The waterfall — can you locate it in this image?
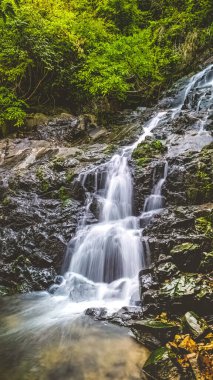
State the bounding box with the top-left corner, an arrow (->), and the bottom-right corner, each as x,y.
143,161 -> 168,214
54,64 -> 213,307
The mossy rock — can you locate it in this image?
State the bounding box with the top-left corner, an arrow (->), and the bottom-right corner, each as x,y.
133,319 -> 180,345
170,242 -> 201,272
57,186 -> 70,203
160,274 -> 197,298
183,311 -> 210,339
65,169 -> 75,183
144,347 -> 170,367
195,216 -> 213,238
186,145 -> 213,204
25,113 -> 49,129
104,144 -> 118,154
144,347 -> 180,380
134,319 -> 177,330
171,242 -> 200,254
51,156 -> 66,172
132,139 -> 167,167
159,273 -> 212,313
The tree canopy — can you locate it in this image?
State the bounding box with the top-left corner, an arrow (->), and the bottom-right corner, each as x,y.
0,0 -> 212,134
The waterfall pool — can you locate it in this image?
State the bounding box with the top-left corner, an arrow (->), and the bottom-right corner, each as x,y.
0,293 -> 149,380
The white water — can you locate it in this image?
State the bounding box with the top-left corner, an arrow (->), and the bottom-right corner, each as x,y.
55,109 -> 171,307
52,64 -> 213,311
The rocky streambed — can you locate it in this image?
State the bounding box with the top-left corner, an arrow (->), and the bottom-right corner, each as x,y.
0,62 -> 213,379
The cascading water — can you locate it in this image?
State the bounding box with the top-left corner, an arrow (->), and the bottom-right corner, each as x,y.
143,161 -> 168,214
54,64 -> 213,309
56,111 -> 169,305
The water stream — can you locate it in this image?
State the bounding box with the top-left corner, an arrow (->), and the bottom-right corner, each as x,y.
57,64 -> 213,307
0,64 -> 213,380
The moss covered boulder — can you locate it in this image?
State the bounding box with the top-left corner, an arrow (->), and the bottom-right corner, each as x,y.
185,143 -> 213,205
132,139 -> 167,167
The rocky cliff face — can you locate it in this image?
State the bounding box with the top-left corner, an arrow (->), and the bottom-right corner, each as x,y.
133,67 -> 213,316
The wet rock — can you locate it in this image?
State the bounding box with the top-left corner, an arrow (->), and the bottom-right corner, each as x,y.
159,273 -> 212,314
143,347 -> 181,380
84,306 -> 143,326
107,306 -> 143,326
68,275 -> 97,302
89,127 -> 108,141
156,262 -> 179,282
139,267 -> 157,294
170,242 -> 201,272
85,307 -> 108,319
140,202 -> 213,316
183,311 -> 211,340
131,328 -> 162,350
199,251 -> 213,273
31,115 -> 86,143
165,143 -> 213,206
131,319 -> 180,344
25,113 -> 50,129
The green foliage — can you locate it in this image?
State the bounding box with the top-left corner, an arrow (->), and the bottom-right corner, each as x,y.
0,0 -> 18,20
195,216 -> 213,238
0,87 -> 26,135
0,0 -> 212,133
77,30 -> 178,98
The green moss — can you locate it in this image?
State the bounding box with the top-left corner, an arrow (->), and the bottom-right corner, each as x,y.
183,311 -> 209,338
186,157 -> 213,203
2,196 -> 11,206
51,156 -> 65,171
104,144 -> 117,154
36,167 -> 50,192
132,140 -> 167,167
138,320 -> 176,329
195,216 -> 213,238
171,242 -> 199,254
36,167 -> 45,181
144,347 -> 170,367
66,170 -> 75,183
135,157 -> 151,167
58,186 -> 70,204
